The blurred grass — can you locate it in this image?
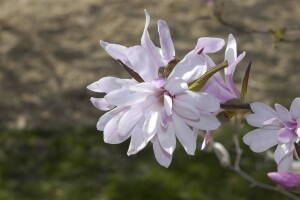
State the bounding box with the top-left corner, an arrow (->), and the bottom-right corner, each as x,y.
0,126 -> 291,200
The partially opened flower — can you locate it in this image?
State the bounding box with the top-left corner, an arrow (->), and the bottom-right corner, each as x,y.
88,10 -> 221,167
268,172 -> 300,191
243,98 -> 300,171
196,34 -> 246,149
201,34 -> 246,103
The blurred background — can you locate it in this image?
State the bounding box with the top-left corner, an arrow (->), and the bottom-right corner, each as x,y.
0,0 -> 299,199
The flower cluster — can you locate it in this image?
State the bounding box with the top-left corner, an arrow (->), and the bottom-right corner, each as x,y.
243,98 -> 300,171
88,10 -> 245,167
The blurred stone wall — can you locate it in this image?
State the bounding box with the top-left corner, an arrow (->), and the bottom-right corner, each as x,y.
0,0 -> 299,129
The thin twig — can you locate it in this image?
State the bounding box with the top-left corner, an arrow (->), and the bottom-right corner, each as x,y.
229,134 -> 300,200
220,102 -> 251,110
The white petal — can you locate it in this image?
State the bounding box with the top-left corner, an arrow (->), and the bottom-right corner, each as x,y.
127,122 -> 147,155
103,113 -> 130,144
158,20 -> 175,62
194,37 -> 225,53
87,77 -> 135,93
164,77 -> 188,95
225,34 -> 237,65
201,131 -> 211,150
184,111 -> 221,130
172,114 -> 197,155
291,98 -> 300,119
141,10 -> 164,69
90,97 -> 115,111
127,45 -> 158,81
129,82 -> 158,93
224,51 -> 245,98
164,94 -> 172,116
275,103 -> 293,124
173,98 -> 199,120
168,54 -> 207,82
97,107 -> 126,131
246,102 -> 279,127
196,93 -> 220,112
118,106 -> 143,136
243,128 -> 278,152
104,88 -> 147,106
274,143 -> 294,172
100,40 -> 133,68
158,122 -> 176,154
152,136 -> 172,167
143,109 -> 160,137
278,153 -> 293,172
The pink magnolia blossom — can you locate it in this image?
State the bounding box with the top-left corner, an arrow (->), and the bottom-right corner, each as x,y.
268,172 -> 300,190
198,34 -> 246,149
88,10 -> 221,167
243,98 -> 300,171
201,34 -> 246,103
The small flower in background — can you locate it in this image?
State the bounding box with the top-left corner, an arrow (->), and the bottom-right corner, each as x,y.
88,10 -> 222,167
268,172 -> 300,192
243,98 -> 300,171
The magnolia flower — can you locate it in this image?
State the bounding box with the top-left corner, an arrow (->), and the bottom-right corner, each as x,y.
243,98 -> 300,171
88,10 -> 221,167
198,34 -> 246,149
268,172 -> 300,191
201,34 -> 246,103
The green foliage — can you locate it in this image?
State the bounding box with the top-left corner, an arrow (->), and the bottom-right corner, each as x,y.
0,127 -> 290,200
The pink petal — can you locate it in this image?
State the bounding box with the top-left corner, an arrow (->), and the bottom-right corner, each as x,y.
104,88 -> 147,106
201,78 -> 237,103
97,107 -> 126,131
141,10 -> 164,69
158,20 -> 175,62
103,113 -> 130,144
184,111 -> 221,131
90,97 -> 115,111
243,128 -> 278,152
268,172 -> 300,188
129,82 -> 158,93
126,45 -> 158,81
100,40 -> 132,68
247,102 -> 279,127
158,122 -> 176,154
152,136 -> 173,167
172,114 -> 197,155
291,98 -> 300,119
275,103 -> 293,124
118,106 -> 143,136
173,98 -> 199,120
168,54 -> 207,82
152,78 -> 167,88
277,128 -> 295,144
193,92 -> 220,112
224,51 -> 245,98
87,77 -> 135,93
194,37 -> 225,53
